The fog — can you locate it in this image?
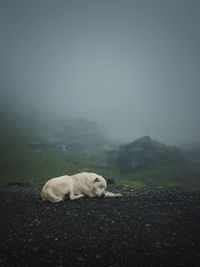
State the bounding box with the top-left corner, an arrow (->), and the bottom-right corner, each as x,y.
1,0 -> 200,145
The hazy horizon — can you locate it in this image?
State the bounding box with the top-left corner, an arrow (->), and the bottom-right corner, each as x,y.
1,0 -> 200,145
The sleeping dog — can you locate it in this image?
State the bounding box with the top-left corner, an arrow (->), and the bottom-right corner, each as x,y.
41,172 -> 122,202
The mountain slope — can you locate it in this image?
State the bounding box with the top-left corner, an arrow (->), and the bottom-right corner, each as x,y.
0,110 -> 115,186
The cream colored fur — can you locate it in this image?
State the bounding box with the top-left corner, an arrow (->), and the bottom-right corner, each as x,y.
41,172 -> 122,202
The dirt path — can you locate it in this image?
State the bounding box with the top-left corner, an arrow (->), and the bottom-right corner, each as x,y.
0,185 -> 199,266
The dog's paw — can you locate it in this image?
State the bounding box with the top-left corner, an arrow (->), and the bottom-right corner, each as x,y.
116,193 -> 123,197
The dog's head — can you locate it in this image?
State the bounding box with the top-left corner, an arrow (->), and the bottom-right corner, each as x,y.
93,176 -> 107,198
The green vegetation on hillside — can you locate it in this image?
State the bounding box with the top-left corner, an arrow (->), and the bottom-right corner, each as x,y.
118,164 -> 200,190
0,112 -> 199,190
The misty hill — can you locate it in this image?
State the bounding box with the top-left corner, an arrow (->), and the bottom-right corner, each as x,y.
0,109 -> 200,190
0,109 -> 109,147
117,136 -> 186,172
114,136 -> 200,189
0,110 -> 115,186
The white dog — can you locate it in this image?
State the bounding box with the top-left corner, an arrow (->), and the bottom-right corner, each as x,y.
41,172 -> 122,202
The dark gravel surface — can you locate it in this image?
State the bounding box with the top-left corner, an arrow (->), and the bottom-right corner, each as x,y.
0,185 -> 200,267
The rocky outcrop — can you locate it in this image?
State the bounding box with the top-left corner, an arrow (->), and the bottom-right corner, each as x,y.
117,136 -> 185,171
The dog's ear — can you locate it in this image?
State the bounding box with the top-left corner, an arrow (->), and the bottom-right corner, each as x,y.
94,177 -> 100,183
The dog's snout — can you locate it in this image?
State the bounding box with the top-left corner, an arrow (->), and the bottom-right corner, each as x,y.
100,193 -> 105,198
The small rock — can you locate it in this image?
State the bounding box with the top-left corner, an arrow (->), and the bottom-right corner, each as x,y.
76,256 -> 85,263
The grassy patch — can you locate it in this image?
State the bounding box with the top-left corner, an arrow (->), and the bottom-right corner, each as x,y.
117,164 -> 200,190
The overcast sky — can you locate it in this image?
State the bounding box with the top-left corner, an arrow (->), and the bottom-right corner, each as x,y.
0,0 -> 200,145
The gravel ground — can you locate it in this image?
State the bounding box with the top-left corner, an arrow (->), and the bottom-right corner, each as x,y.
0,185 -> 200,267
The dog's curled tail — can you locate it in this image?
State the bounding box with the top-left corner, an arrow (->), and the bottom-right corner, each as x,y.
41,187 -> 63,202
40,187 -> 46,201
